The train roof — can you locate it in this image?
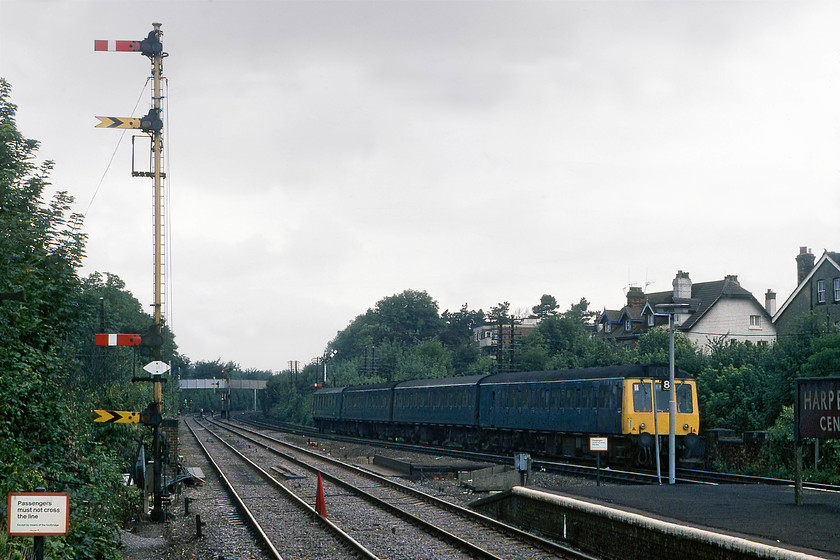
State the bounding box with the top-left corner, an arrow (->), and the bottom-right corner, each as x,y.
480,364 -> 693,385
313,386 -> 346,396
395,374 -> 488,389
313,364 -> 693,395
342,381 -> 399,393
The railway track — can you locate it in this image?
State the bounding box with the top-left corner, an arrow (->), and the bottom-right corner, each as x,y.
196,417 -> 597,560
185,418 -> 375,560
233,414 -> 840,491
232,414 -> 701,486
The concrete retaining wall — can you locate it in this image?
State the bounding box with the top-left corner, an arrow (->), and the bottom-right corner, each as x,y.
472,487 -> 826,560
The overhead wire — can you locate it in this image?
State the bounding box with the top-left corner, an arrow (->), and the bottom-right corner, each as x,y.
79,78 -> 151,222
163,76 -> 174,332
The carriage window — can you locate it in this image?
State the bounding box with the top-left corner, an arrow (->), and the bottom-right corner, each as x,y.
676,383 -> 694,413
633,382 -> 652,412
598,385 -> 610,408
581,386 -> 592,408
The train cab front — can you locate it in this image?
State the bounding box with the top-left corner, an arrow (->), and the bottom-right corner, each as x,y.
621,374 -> 701,466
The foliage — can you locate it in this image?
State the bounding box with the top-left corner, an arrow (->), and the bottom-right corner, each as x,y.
393,339 -> 453,380
326,290 -> 482,383
263,374 -> 313,425
520,298 -> 625,370
0,80 -> 144,559
531,294 -> 559,319
695,364 -> 766,432
632,327 -> 707,374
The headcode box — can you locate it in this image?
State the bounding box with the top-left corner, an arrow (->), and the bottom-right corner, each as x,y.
796,377 -> 840,444
7,492 -> 69,536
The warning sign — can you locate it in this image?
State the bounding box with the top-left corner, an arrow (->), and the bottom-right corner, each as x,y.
7,493 -> 69,536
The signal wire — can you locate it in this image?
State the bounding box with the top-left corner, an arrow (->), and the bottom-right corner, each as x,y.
78,78 -> 151,223
163,77 -> 174,331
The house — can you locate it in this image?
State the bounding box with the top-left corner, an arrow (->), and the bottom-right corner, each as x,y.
473,318 -> 539,357
596,271 -> 776,351
773,247 -> 840,334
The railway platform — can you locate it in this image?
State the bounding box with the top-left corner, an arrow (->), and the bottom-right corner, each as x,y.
474,482 -> 840,560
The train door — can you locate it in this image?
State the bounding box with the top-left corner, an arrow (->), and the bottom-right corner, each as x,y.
490,390 -> 496,428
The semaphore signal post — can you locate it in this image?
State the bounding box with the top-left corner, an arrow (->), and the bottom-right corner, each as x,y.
94,22 -> 169,522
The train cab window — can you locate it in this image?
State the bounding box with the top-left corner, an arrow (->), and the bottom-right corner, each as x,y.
676,383 -> 694,413
632,382 -> 652,412
654,384 -> 669,412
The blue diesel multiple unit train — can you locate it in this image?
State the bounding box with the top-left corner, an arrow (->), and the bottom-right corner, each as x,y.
313,364 -> 702,465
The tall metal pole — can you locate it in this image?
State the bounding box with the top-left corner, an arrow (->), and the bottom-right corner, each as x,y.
668,313 -> 676,485
149,22 -> 166,522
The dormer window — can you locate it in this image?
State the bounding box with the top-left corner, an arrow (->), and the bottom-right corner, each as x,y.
625,319 -> 632,332
605,323 -> 611,333
647,314 -> 654,327
818,279 -> 826,304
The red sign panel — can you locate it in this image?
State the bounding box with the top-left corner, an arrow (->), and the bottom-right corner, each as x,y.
796,377 -> 840,443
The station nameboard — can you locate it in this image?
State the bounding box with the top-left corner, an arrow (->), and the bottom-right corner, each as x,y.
7,492 -> 69,536
796,377 -> 840,444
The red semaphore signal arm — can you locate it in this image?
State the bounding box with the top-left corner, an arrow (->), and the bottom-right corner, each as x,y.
94,40 -> 141,52
95,333 -> 142,346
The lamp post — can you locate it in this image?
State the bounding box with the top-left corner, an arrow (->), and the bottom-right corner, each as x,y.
654,303 -> 690,485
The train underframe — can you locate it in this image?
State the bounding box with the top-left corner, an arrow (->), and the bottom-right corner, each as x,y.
314,418 -> 702,467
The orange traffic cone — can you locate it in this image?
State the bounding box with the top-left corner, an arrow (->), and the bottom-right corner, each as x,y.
315,472 -> 327,517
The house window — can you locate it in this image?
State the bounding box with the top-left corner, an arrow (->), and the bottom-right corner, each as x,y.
625,319 -> 632,332
817,279 -> 826,304
605,323 -> 611,333
834,278 -> 840,302
749,315 -> 761,329
647,314 -> 654,327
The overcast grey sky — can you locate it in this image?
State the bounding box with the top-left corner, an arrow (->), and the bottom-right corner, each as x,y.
2,1 -> 838,371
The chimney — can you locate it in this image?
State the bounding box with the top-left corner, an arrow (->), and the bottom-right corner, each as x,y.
673,270 -> 692,299
796,246 -> 815,285
724,274 -> 739,285
626,286 -> 645,308
765,289 -> 776,316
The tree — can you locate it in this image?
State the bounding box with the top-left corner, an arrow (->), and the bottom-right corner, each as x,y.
0,79 -> 135,559
440,303 -> 484,346
75,272 -> 183,390
440,303 -> 484,373
373,289 -> 444,344
633,327 -> 707,374
520,298 -> 622,370
394,339 -> 454,380
532,294 -> 559,319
